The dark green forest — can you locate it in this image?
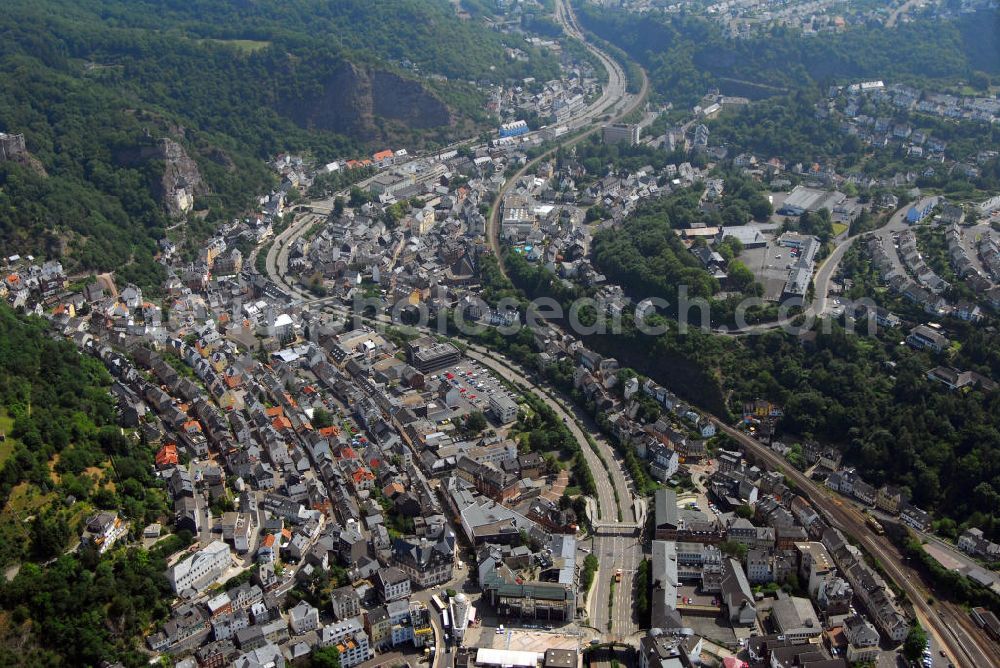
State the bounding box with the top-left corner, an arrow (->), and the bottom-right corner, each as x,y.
726,327 -> 1000,539
574,1 -> 1000,108
707,92 -> 867,167
0,306 -> 175,665
591,192 -> 723,300
589,172 -> 772,322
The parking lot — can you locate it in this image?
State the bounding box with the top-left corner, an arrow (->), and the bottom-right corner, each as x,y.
738,240 -> 805,301
428,359 -> 519,424
677,584 -> 719,607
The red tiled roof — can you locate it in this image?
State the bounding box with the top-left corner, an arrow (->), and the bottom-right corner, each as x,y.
155,444 -> 179,468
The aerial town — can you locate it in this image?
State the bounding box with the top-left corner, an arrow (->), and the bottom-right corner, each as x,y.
2,66 -> 997,665
1,0 -> 1000,668
595,0 -> 996,37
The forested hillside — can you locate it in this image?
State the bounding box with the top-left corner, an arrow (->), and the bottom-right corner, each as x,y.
723,327 -> 1000,540
0,0 -> 560,285
0,306 -> 176,665
590,174 -> 772,321
591,192 -> 723,301
0,307 -> 168,567
574,1 -> 1000,107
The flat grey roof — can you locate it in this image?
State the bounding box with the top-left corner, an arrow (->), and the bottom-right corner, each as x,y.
781,186 -> 846,213
655,488 -> 679,529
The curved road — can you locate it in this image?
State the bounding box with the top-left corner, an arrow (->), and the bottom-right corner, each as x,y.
482,0 -> 648,639
265,0 -> 641,531
716,198 -> 930,336
263,0 -> 646,639
466,346 -> 630,524
486,0 -> 647,276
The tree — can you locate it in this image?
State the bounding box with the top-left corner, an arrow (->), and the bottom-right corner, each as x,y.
903,624 -> 928,660
634,558 -> 652,624
969,70 -> 991,91
728,261 -> 756,292
735,504 -> 754,519
461,411 -> 487,438
30,513 -> 71,561
349,186 -> 371,208
463,411 -> 487,435
586,205 -> 611,222
719,540 -> 748,561
572,454 -> 597,496
749,196 -> 773,221
798,209 -> 834,243
637,397 -> 662,423
311,646 -> 342,668
313,408 -> 335,429
581,553 -> 600,590
933,518 -> 959,541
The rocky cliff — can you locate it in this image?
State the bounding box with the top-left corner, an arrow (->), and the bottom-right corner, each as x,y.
115,136 -> 205,218
153,138 -> 204,218
281,63 -> 453,142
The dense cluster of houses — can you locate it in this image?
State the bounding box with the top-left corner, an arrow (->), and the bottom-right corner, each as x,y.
866,233 -> 962,319
946,222 -> 995,295
830,81 -> 1000,171
499,155 -> 707,244
976,229 -> 1000,289
825,469 -> 931,532
493,66 -> 600,128
32,222 -> 608,666
958,528 -> 1000,562
2,257 -> 69,310
644,445 -> 909,668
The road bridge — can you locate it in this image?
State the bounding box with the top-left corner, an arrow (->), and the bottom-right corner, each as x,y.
592,522 -> 640,537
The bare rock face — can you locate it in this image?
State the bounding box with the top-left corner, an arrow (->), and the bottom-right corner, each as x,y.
116,136 -> 206,217
154,138 -> 204,218
281,62 -> 453,141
